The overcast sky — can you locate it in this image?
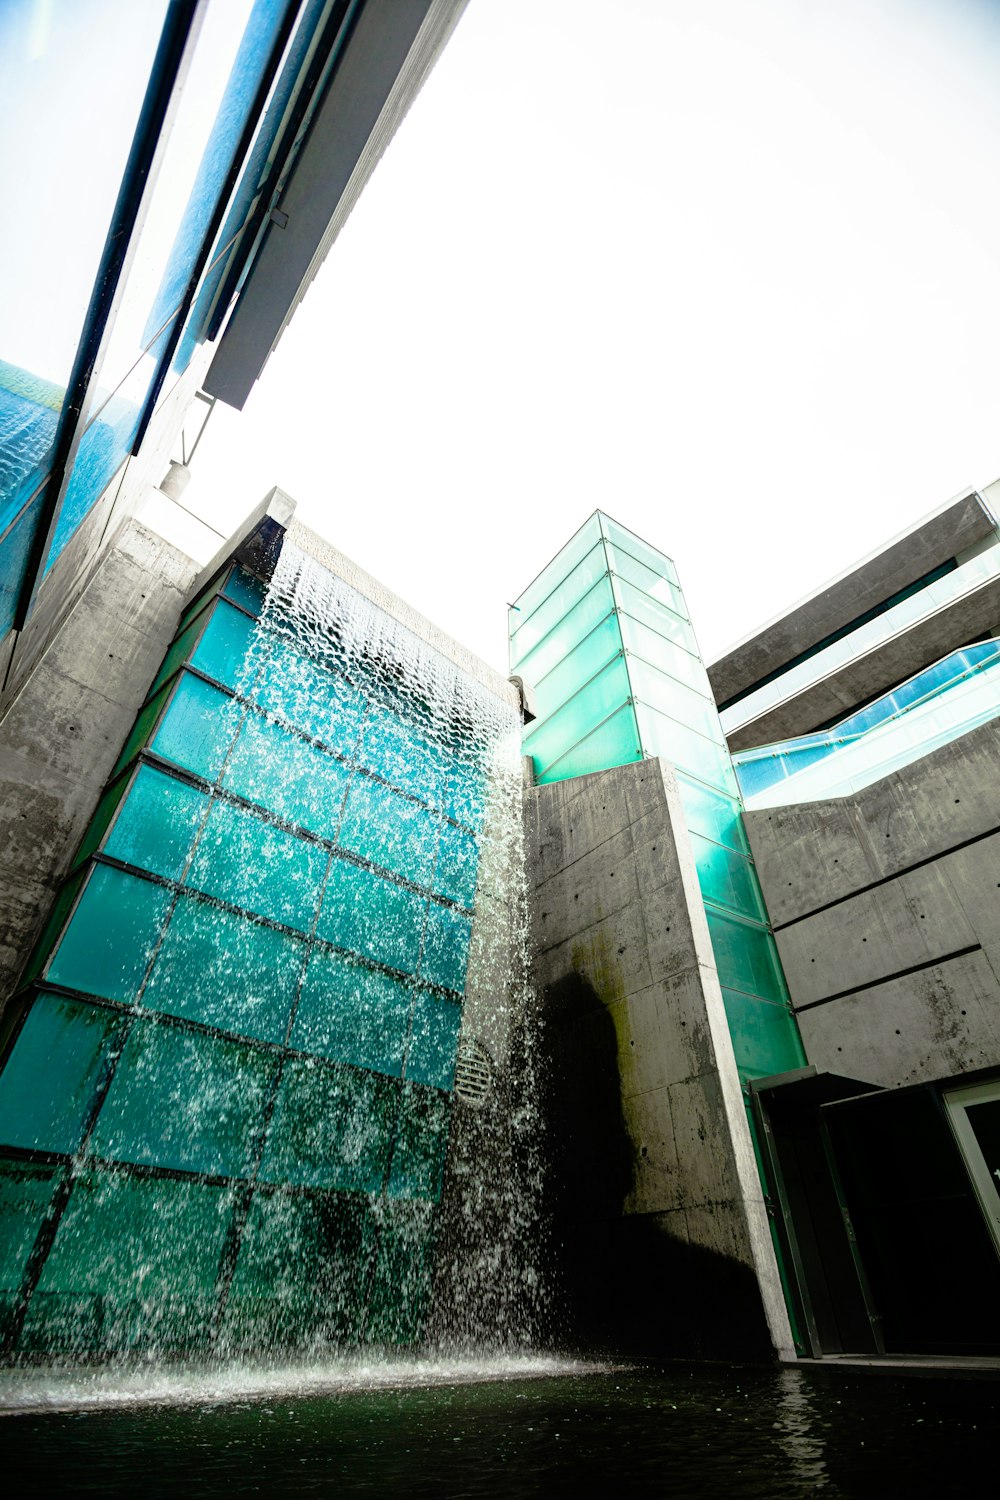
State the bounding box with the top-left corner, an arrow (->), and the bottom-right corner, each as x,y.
183,0 -> 1000,675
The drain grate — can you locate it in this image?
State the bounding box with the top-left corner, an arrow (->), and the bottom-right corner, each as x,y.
454,1036 -> 493,1107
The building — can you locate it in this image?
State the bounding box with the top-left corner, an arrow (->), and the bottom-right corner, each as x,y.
516,488 -> 1000,1363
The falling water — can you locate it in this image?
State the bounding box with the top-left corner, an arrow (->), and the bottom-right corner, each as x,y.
0,525 -> 556,1401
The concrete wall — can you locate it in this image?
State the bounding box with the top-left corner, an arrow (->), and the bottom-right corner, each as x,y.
0,521 -> 199,1007
708,486 -> 993,710
525,757 -> 793,1360
745,716 -> 1000,1088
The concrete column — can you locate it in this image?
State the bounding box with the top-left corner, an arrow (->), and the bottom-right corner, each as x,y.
527,757 -> 794,1360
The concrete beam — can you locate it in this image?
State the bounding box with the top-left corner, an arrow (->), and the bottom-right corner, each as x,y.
709,487 -> 994,712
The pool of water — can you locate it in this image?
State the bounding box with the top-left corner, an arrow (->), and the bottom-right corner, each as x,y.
1,1358 -> 996,1496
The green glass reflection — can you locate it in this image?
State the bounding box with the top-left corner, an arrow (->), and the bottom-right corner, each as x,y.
291,948 -> 412,1078
433,820 -> 479,908
190,598 -> 262,692
675,773 -> 749,853
338,776 -> 440,888
634,699 -> 737,794
366,1197 -> 436,1344
720,988 -> 807,1082
510,540 -> 610,667
523,653 -> 632,775
531,612 -> 622,723
260,1059 -> 396,1192
387,1083 -> 450,1200
511,573 -> 616,681
690,833 -> 767,922
223,1189 -> 375,1346
91,1019 -> 271,1178
0,995 -> 121,1155
253,637 -> 367,757
405,990 -> 462,1090
21,1170 -> 231,1354
223,711 -> 351,838
536,701 -> 641,785
626,654 -> 721,743
511,513 -> 604,628
151,672 -> 242,783
318,857 -> 425,974
186,798 -> 328,933
421,903 -> 472,994
47,865 -> 174,1002
617,609 -> 707,692
704,908 -> 789,1005
142,894 -> 304,1044
222,566 -> 266,616
111,682 -> 171,777
103,764 -> 208,881
0,1159 -> 59,1342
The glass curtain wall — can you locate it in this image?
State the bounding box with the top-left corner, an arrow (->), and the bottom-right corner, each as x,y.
511,511 -> 804,1087
0,558 -> 488,1357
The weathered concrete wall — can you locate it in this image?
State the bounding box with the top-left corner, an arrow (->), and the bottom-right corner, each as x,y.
745,716 -> 1000,1087
526,758 -> 793,1360
0,521 -> 199,1006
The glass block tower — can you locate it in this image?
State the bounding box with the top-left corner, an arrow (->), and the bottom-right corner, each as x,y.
510,510 -> 805,1092
0,544 -> 499,1357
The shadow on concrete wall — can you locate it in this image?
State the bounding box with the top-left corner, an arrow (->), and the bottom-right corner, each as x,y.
540,972 -> 774,1362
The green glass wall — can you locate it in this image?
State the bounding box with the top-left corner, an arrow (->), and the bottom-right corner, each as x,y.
511,512 -> 806,1341
0,554 -> 494,1357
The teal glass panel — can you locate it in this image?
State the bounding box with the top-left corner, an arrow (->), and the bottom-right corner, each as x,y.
532,613 -> 622,722
600,514 -> 680,588
510,540 -> 610,667
704,909 -> 789,1005
338,775 -> 439,888
318,857 -> 425,974
259,1059 -> 396,1192
690,833 -> 767,922
222,1188 -> 375,1346
70,774 -> 130,871
523,654 -> 632,774
357,706 -> 443,807
20,870 -> 85,987
0,1159 -> 59,1343
151,672 -> 242,783
291,949 -> 411,1078
614,574 -> 698,653
387,1084 -> 450,1200
634,700 -> 738,794
142,895 -> 304,1044
720,988 -> 807,1081
186,798 -> 328,933
223,711 -> 351,837
0,995 -> 120,1155
103,764 -> 209,881
433,819 -> 479,908
511,513 -> 603,626
21,1171 -> 231,1354
605,539 -> 687,617
365,1197 -> 435,1345
47,865 -> 173,1002
511,573 -> 617,684
421,903 -> 472,994
91,1020 -> 271,1178
626,654 -> 722,742
536,701 -> 642,784
405,990 -> 461,1090
190,598 -> 262,692
253,637 -> 367,757
675,773 -> 750,854
441,754 -> 487,832
148,614 -> 209,698
222,566 -> 266,617
617,609 -> 708,692
111,683 -> 171,777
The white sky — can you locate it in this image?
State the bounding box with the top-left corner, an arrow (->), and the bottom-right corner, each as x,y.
183,0 -> 1000,674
